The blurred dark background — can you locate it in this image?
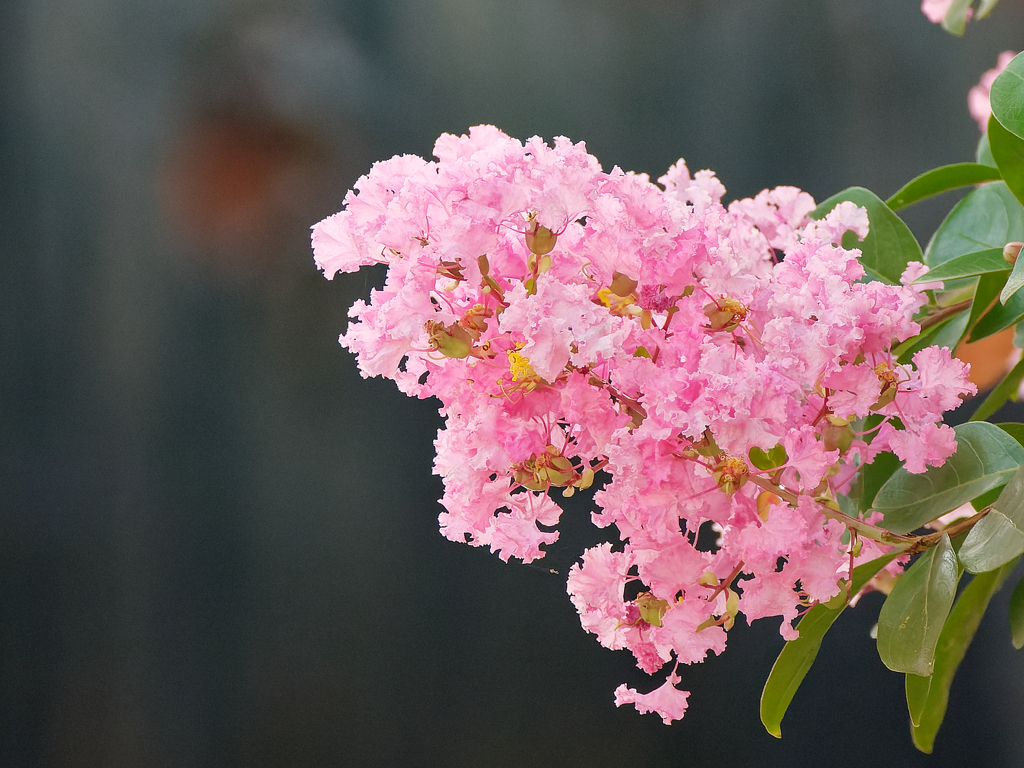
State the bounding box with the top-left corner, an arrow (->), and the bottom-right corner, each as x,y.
3,1 -> 1024,765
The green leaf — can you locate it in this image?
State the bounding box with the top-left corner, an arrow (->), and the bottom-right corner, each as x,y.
925,182 -> 1024,267
990,114 -> 1024,218
998,422 -> 1024,448
1009,574 -> 1024,649
959,464 -> 1024,573
906,558 -> 1018,753
811,187 -> 921,284
874,422 -> 1024,534
968,278 -> 1024,341
914,248 -> 1008,283
887,164 -> 1001,211
991,52 -> 1024,141
759,551 -> 902,738
877,534 -> 960,675
969,354 -> 1024,422
978,133 -> 996,167
941,0 -> 973,35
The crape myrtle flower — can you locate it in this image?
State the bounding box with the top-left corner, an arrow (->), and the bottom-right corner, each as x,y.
312,126 -> 975,725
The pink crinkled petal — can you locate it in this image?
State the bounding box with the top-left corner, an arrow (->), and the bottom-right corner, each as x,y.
614,672 -> 690,724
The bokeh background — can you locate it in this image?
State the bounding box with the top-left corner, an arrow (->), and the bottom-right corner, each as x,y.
4,1 -> 1024,765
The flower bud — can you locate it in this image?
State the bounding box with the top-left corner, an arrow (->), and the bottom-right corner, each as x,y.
424,320 -> 474,359
609,271 -> 638,297
713,456 -> 749,497
1005,241 -> 1024,265
525,220 -> 557,255
635,592 -> 670,627
821,420 -> 855,453
703,297 -> 747,332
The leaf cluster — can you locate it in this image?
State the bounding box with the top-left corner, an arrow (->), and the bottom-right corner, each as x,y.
760,59 -> 1024,750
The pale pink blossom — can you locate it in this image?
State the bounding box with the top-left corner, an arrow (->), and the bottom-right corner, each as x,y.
314,126 -> 977,724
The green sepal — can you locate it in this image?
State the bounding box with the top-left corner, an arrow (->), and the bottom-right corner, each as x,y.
768,444 -> 788,466
749,447 -> 773,471
749,444 -> 787,471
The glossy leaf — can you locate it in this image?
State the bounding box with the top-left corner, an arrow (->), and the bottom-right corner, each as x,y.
914,248 -> 1008,283
811,187 -> 921,284
990,115 -> 1024,221
969,354 -> 1024,422
991,52 -> 1024,141
906,559 -> 1018,753
1009,574 -> 1024,649
874,422 -> 1024,534
887,164 -> 1001,211
877,534 -> 959,676
959,464 -> 1024,573
760,551 -> 902,738
924,182 -> 1024,267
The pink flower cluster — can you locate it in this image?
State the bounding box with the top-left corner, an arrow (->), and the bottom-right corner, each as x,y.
312,126 -> 975,724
